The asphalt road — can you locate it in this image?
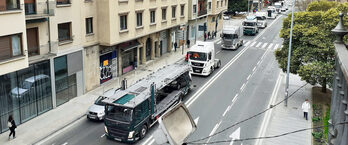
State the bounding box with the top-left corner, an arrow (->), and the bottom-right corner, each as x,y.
42,12 -> 287,145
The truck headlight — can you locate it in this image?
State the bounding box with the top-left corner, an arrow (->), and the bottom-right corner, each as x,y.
128,131 -> 135,138
104,126 -> 108,133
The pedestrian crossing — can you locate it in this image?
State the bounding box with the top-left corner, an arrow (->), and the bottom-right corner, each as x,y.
243,40 -> 283,50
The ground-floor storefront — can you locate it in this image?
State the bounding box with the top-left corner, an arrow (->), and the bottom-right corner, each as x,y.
188,16 -> 208,43
0,50 -> 84,133
207,13 -> 223,35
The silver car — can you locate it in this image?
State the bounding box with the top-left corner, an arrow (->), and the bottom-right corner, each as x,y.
87,88 -> 118,121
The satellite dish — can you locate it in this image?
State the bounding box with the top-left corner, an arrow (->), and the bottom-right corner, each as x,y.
153,103 -> 197,145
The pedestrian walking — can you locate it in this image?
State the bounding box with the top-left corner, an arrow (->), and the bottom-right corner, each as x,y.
204,33 -> 207,41
301,99 -> 311,120
208,31 -> 211,39
214,31 -> 217,39
8,115 -> 16,140
186,39 -> 190,48
174,42 -> 177,52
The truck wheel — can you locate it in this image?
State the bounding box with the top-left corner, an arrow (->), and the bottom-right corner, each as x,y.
140,125 -> 148,139
217,61 -> 221,68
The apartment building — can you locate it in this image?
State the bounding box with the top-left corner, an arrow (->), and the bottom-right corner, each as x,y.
0,0 -> 188,133
187,0 -> 227,43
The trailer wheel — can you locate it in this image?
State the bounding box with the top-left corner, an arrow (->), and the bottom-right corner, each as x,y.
140,125 -> 148,139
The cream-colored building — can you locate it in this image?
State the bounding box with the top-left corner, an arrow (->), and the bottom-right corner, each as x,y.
187,0 -> 227,43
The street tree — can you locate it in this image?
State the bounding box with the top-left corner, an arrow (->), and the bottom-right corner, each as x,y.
228,0 -> 248,13
275,1 -> 348,93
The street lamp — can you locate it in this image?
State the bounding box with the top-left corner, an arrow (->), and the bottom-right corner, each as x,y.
285,0 -> 296,107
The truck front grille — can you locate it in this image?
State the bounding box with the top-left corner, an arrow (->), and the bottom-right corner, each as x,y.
191,62 -> 204,67
192,67 -> 203,73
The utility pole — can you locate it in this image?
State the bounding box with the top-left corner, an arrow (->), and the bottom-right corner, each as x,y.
247,0 -> 250,15
195,0 -> 198,44
285,0 -> 296,107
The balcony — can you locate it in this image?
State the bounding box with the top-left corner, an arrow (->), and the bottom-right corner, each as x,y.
25,1 -> 55,21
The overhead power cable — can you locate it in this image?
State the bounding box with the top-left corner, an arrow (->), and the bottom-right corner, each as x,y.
185,121 -> 348,144
185,83 -> 309,144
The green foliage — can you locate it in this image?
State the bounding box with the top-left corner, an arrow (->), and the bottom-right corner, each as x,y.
228,0 -> 248,12
275,1 -> 348,91
323,107 -> 330,142
312,116 -> 321,122
312,131 -> 323,140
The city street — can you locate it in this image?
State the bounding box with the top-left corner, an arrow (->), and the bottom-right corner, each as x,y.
40,13 -> 286,145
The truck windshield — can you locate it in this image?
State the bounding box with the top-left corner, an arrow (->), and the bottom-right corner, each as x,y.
274,5 -> 281,8
223,34 -> 237,39
105,105 -> 133,122
256,16 -> 265,20
189,52 -> 207,61
244,22 -> 256,26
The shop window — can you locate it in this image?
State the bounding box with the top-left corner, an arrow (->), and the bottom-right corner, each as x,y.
54,56 -> 69,106
86,17 -> 93,34
0,34 -> 22,61
57,0 -> 70,5
58,22 -> 72,42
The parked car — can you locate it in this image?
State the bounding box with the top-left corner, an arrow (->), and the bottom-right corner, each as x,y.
223,16 -> 230,20
86,88 -> 118,121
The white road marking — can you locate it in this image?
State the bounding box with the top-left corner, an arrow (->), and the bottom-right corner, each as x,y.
256,42 -> 262,47
62,143 -> 68,145
253,66 -> 257,72
274,44 -> 280,50
240,83 -> 246,91
244,41 -> 251,46
250,41 -> 257,47
194,117 -> 200,125
209,121 -> 222,136
142,136 -> 154,145
217,41 -> 222,44
255,73 -> 283,145
101,134 -> 105,138
216,50 -> 221,54
257,60 -> 261,65
262,43 -> 268,48
148,139 -> 155,145
222,106 -> 231,117
247,74 -> 251,80
232,94 -> 238,103
268,43 -> 274,49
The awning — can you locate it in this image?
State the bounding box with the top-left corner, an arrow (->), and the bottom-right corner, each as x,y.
119,40 -> 140,52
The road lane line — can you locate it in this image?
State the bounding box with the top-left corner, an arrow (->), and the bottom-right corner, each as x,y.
222,106 -> 231,117
250,41 -> 257,47
232,94 -> 238,103
244,41 -> 251,46
256,72 -> 283,145
247,74 -> 251,80
257,60 -> 261,65
62,142 -> 68,145
216,50 -> 221,54
268,43 -> 274,49
253,66 -> 257,72
148,139 -> 155,145
240,83 -> 246,91
262,43 -> 268,49
209,121 -> 222,136
101,134 -> 105,138
142,136 -> 154,145
256,42 -> 263,47
217,41 -> 221,44
185,15 -> 283,107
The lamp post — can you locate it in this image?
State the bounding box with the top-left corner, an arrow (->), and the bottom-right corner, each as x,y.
285,0 -> 296,107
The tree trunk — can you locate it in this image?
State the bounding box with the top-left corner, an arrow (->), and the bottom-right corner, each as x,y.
322,79 -> 327,93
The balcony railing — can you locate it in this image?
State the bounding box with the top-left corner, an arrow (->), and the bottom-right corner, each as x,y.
25,1 -> 55,20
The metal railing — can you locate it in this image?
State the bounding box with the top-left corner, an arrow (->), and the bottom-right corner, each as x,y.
24,1 -> 55,19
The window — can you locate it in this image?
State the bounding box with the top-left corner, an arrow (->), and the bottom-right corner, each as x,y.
217,1 -> 219,8
58,22 -> 72,42
120,15 -> 127,30
0,0 -> 20,11
86,18 -> 93,34
212,17 -> 215,22
193,4 -> 196,14
225,0 -> 227,6
0,34 -> 22,60
136,12 -> 143,27
150,10 -> 155,23
180,5 -> 184,16
208,2 -> 211,10
162,8 -> 166,20
172,6 -> 176,18
56,0 -> 70,5
221,0 -> 223,7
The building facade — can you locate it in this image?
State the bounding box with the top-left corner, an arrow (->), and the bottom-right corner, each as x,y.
0,0 -> 188,133
187,0 -> 227,44
328,13 -> 348,145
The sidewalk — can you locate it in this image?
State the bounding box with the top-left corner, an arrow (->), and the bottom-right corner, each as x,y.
0,47 -> 188,145
260,73 -> 312,145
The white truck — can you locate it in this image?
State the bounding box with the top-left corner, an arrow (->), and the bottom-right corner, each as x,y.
188,41 -> 221,76
243,15 -> 259,35
221,21 -> 243,50
255,12 -> 268,28
274,2 -> 282,14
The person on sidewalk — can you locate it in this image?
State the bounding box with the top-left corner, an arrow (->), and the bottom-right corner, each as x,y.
208,31 -> 211,39
186,39 -> 190,48
301,99 -> 311,120
214,31 -> 217,39
174,42 -> 177,52
204,33 -> 207,41
8,115 -> 16,140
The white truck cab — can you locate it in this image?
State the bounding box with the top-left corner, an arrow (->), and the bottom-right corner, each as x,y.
221,22 -> 243,50
188,41 -> 221,76
243,16 -> 259,35
255,12 -> 268,28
